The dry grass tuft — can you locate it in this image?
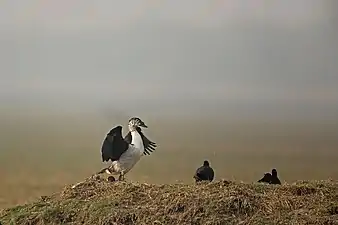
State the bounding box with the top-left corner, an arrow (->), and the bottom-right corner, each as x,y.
0,178 -> 337,225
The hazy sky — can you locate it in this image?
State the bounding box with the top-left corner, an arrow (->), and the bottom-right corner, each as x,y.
1,1 -> 337,119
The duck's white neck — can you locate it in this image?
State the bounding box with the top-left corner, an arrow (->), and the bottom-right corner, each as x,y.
130,130 -> 144,152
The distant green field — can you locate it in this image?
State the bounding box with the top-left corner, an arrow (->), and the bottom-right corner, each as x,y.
1,111 -> 338,209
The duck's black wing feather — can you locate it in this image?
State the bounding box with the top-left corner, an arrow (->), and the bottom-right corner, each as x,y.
137,127 -> 157,155
101,135 -> 114,162
101,126 -> 129,162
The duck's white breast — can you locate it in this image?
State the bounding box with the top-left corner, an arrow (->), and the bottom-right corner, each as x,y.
119,145 -> 143,173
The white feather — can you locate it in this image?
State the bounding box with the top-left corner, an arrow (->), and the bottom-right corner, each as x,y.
129,130 -> 144,152
108,130 -> 144,175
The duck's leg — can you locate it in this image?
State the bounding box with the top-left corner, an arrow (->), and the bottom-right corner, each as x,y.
118,171 -> 125,181
106,161 -> 120,174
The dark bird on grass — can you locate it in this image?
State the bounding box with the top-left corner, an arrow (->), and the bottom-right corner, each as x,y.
258,172 -> 272,184
194,160 -> 215,183
270,169 -> 281,185
258,169 -> 281,185
97,117 -> 157,181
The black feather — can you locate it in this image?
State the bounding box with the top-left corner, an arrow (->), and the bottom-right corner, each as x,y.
101,135 -> 114,162
258,173 -> 272,183
101,125 -> 129,162
194,164 -> 214,182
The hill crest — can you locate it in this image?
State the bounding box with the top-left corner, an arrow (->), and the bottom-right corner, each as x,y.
1,178 -> 337,225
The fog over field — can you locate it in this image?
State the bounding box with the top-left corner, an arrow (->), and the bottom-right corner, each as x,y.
0,0 -> 338,208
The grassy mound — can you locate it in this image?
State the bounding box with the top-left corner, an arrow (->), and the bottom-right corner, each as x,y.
0,178 -> 337,225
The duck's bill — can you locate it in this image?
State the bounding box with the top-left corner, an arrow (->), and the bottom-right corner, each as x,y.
140,123 -> 148,128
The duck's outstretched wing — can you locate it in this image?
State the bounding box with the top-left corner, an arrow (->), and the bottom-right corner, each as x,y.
136,127 -> 157,155
101,135 -> 114,162
141,134 -> 157,155
101,125 -> 129,162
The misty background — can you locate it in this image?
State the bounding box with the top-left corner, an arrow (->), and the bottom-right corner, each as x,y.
1,0 -> 337,119
0,0 -> 337,207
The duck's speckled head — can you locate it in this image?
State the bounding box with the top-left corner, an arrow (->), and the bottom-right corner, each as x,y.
128,117 -> 148,131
